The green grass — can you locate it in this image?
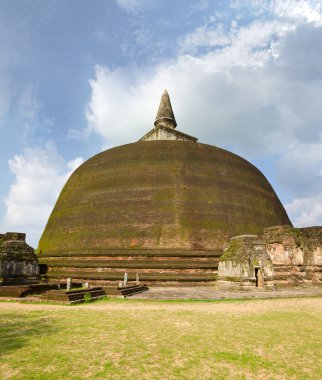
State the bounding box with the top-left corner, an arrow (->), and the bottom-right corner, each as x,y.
0,298 -> 321,379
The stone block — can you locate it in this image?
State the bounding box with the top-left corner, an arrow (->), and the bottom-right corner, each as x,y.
218,235 -> 274,288
0,232 -> 39,285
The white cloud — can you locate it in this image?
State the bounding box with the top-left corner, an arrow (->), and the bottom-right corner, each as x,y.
180,17 -> 292,56
84,3 -> 322,227
86,65 -> 163,147
1,141 -> 83,247
229,0 -> 322,23
272,0 -> 322,24
86,20 -> 322,152
286,196 -> 322,226
180,24 -> 231,54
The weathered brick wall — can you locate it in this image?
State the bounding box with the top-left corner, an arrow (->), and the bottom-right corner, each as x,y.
218,228 -> 322,287
263,226 -> 322,284
0,232 -> 39,284
264,226 -> 322,265
218,235 -> 274,287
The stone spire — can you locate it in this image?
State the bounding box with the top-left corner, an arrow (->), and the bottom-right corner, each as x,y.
154,89 -> 177,129
139,89 -> 197,142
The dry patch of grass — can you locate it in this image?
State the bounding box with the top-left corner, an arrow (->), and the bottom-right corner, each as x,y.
0,298 -> 321,379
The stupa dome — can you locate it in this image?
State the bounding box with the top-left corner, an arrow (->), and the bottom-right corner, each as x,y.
39,141 -> 291,252
38,91 -> 291,284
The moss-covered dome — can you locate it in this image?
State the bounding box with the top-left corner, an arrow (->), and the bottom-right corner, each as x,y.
39,141 -> 291,256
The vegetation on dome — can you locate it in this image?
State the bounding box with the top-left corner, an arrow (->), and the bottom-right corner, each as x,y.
38,140 -> 291,283
39,141 -> 291,257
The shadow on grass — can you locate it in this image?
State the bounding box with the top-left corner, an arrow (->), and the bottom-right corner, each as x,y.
0,312 -> 57,357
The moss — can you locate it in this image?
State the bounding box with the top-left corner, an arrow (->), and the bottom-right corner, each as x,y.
220,239 -> 239,262
220,276 -> 243,282
253,257 -> 260,266
39,141 -> 291,260
219,236 -> 265,265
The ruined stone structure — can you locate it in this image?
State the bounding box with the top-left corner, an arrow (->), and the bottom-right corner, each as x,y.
38,90 -> 293,285
218,235 -> 274,288
0,232 -> 39,285
265,226 -> 322,285
219,226 -> 322,287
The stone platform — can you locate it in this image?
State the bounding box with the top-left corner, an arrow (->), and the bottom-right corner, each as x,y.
129,286 -> 322,300
1,284 -> 321,303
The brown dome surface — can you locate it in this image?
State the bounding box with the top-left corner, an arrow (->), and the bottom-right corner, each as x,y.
39,141 -> 291,258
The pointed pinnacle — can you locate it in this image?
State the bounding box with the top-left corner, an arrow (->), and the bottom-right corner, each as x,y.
154,89 -> 177,129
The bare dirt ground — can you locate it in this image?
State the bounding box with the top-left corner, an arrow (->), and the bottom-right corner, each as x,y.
1,295 -> 322,315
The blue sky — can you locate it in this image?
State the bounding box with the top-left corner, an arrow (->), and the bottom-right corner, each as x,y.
1,0 -> 322,246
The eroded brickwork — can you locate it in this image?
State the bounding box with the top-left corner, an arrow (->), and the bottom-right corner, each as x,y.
264,226 -> 322,284
218,235 -> 274,288
0,232 -> 39,284
218,226 -> 322,288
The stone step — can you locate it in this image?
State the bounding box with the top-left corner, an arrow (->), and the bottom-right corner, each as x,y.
45,270 -> 218,282
40,249 -> 222,258
41,259 -> 219,270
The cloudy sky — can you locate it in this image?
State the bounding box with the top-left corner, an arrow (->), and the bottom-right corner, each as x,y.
1,0 -> 322,247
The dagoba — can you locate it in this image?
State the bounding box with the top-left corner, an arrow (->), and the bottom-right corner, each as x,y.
38,90 -> 292,285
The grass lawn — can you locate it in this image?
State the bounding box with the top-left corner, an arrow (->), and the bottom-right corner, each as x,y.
0,297 -> 321,379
